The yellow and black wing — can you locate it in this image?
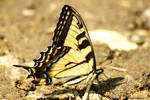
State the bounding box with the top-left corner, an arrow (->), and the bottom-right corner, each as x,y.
52,5 -> 96,70
49,5 -> 96,81
14,5 -> 98,85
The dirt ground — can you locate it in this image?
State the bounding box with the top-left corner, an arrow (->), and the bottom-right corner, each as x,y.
0,0 -> 150,100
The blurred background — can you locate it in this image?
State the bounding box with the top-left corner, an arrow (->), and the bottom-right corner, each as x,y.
0,0 -> 150,100
1,0 -> 150,59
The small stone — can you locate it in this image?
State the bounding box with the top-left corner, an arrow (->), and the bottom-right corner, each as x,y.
89,30 -> 138,51
89,92 -> 102,100
130,34 -> 143,45
142,8 -> 150,29
22,8 -> 35,17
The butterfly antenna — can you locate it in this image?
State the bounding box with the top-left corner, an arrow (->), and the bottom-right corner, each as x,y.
13,65 -> 31,71
13,65 -> 34,78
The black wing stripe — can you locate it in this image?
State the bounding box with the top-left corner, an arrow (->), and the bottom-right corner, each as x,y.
46,46 -> 51,53
52,6 -> 73,47
76,32 -> 85,40
65,62 -> 75,67
85,52 -> 93,62
37,52 -> 44,61
78,40 -> 90,50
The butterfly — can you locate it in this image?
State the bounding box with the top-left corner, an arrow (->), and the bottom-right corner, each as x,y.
14,5 -> 103,100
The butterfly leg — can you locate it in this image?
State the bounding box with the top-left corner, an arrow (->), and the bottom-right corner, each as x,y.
82,68 -> 103,100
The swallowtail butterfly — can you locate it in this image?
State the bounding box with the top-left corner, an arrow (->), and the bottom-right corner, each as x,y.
14,5 -> 103,100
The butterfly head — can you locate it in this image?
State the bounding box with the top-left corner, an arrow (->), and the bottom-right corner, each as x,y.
13,64 -> 52,85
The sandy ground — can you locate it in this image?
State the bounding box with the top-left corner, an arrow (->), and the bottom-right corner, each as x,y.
0,0 -> 150,100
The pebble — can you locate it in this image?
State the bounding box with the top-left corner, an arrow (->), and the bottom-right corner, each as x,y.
89,29 -> 138,51
142,8 -> 150,29
22,8 -> 35,17
89,93 -> 102,100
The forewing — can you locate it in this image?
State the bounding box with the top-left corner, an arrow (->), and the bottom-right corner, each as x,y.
52,5 -> 96,70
